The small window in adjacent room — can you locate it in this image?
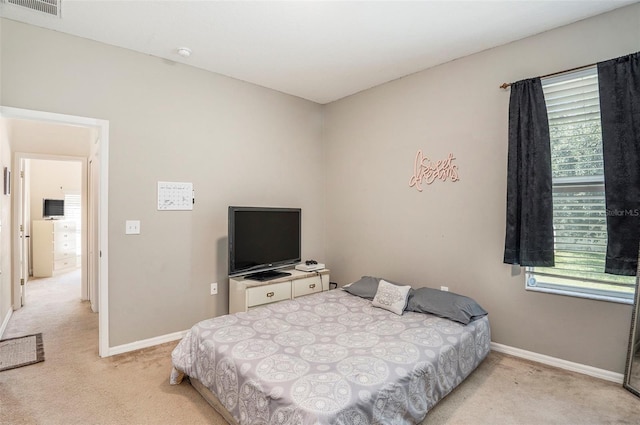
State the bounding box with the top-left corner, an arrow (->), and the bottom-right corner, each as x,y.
64,193 -> 82,257
525,66 -> 635,303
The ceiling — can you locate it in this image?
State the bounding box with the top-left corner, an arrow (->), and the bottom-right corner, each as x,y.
1,0 -> 637,104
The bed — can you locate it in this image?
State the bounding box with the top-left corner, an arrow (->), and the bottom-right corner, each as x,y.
170,277 -> 490,424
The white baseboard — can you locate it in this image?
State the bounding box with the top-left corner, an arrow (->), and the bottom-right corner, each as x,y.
103,331 -> 625,385
491,342 -> 624,384
107,329 -> 189,357
0,308 -> 12,339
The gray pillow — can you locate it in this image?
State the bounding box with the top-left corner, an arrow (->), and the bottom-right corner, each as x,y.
343,276 -> 408,300
406,287 -> 487,325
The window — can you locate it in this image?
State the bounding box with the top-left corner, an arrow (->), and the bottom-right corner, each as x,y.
525,66 -> 635,303
64,193 -> 82,257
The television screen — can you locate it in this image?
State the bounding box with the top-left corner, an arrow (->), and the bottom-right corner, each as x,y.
229,206 -> 301,280
43,199 -> 65,218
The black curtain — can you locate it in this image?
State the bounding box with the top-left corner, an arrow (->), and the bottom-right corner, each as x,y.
598,52 -> 640,276
504,78 -> 555,267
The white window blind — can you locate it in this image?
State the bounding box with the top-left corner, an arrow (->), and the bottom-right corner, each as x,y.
64,193 -> 82,256
526,67 -> 635,302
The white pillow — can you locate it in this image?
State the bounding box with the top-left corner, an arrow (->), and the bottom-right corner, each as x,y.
371,279 -> 411,315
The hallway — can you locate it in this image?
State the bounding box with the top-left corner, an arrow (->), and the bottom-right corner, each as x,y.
2,270 -> 95,349
0,270 -> 217,425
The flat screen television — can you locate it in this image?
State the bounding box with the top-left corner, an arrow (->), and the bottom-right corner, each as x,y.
43,198 -> 65,219
228,206 -> 301,281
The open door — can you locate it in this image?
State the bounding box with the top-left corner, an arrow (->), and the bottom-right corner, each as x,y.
88,154 -> 99,312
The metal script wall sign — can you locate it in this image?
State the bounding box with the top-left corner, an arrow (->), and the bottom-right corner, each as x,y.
409,150 -> 459,192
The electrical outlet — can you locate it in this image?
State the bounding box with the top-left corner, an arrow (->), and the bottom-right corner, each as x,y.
125,220 -> 140,235
210,283 -> 218,295
440,286 -> 449,292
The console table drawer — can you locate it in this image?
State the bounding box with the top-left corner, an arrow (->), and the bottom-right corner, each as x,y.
54,249 -> 76,261
54,221 -> 75,233
229,269 -> 330,314
247,281 -> 291,308
54,238 -> 75,252
293,276 -> 322,298
54,257 -> 77,271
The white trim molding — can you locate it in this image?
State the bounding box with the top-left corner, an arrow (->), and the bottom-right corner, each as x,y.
491,342 -> 624,384
0,308 -> 12,338
1,106 -> 110,358
102,332 -> 626,384
107,330 -> 188,357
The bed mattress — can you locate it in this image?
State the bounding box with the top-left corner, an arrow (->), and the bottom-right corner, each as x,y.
171,288 -> 490,424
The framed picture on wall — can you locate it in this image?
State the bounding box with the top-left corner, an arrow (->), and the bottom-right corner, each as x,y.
3,167 -> 10,195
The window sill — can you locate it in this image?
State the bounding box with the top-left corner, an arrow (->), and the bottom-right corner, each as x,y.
525,284 -> 633,305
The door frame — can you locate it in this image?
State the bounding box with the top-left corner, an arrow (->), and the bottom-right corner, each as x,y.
17,157 -> 29,307
2,106 -> 110,357
17,154 -> 87,298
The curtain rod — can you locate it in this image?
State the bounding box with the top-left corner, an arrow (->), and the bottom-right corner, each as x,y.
499,62 -> 598,89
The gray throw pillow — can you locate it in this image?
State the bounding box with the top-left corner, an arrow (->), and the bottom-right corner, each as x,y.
342,276 -> 380,299
343,276 -> 408,300
406,287 -> 487,325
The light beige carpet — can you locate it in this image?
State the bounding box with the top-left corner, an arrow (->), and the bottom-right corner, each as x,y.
1,270 -> 639,424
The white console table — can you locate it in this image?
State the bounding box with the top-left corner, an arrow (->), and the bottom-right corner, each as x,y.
229,268 -> 330,314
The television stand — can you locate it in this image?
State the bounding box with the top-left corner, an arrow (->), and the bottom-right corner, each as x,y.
229,268 -> 330,313
246,270 -> 292,281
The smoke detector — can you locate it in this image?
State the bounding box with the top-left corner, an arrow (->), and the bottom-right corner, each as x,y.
177,47 -> 192,58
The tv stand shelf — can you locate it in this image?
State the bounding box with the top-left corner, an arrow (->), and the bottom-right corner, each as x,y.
229,268 -> 329,314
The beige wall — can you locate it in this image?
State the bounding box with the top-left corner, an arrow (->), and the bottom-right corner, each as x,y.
1,19 -> 325,346
9,119 -> 92,157
324,3 -> 640,373
2,4 -> 639,372
0,18 -> 3,106
29,159 -> 81,220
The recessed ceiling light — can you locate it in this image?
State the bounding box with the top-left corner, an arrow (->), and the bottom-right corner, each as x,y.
177,47 -> 192,58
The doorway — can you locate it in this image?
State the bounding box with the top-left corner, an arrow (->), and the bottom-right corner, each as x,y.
1,106 -> 110,357
24,157 -> 84,303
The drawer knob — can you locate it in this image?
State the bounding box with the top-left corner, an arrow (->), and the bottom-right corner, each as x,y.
309,284 -> 316,289
266,292 -> 275,298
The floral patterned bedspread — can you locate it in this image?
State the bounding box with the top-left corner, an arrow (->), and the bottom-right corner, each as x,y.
170,289 -> 490,425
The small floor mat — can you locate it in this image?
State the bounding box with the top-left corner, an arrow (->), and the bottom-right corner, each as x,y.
0,333 -> 45,372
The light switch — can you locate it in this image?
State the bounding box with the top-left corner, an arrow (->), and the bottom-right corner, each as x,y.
125,220 -> 141,235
